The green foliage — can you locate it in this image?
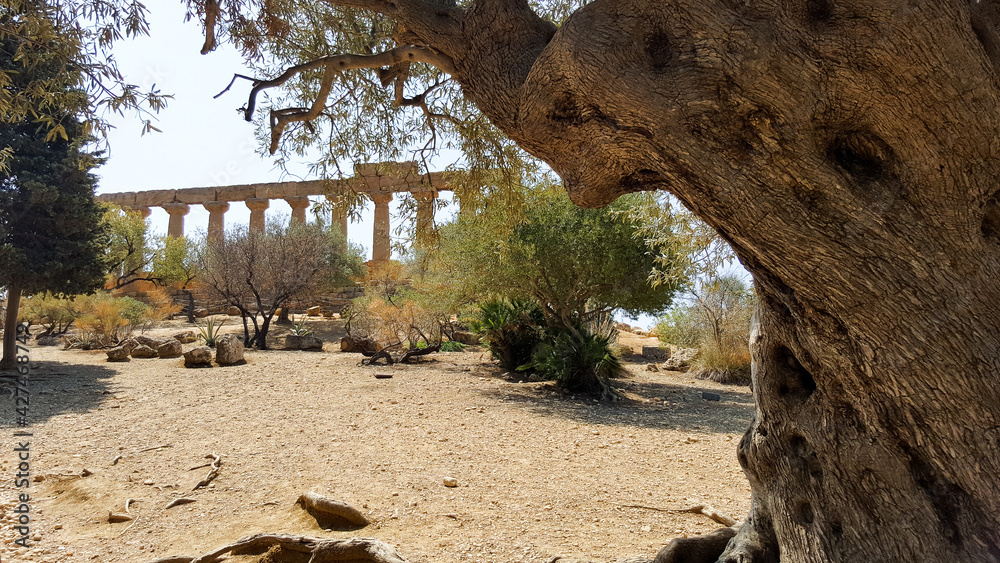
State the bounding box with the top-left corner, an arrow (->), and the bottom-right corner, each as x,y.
474,298 -> 546,372
18,292 -> 79,335
101,204 -> 153,286
437,182 -> 683,330
289,315 -> 314,336
196,316 -> 227,347
524,320 -> 624,401
658,275 -> 755,385
440,340 -> 466,352
151,236 -> 200,287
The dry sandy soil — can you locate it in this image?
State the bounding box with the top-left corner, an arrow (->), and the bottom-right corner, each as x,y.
0,319 -> 753,563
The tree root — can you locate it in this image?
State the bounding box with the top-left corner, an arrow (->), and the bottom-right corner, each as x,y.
296,492 -> 370,529
653,526 -> 738,563
147,534 -> 409,563
676,504 -> 738,527
193,453 -> 221,490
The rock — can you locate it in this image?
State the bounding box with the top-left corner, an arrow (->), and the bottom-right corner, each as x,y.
106,345 -> 132,362
641,346 -> 669,361
663,347 -> 700,371
305,306 -> 322,316
184,346 -> 213,367
35,335 -> 60,346
130,345 -> 158,358
645,364 -> 660,372
226,306 -> 242,316
172,330 -> 198,344
284,335 -> 324,350
216,334 -> 245,365
451,331 -> 481,345
135,335 -> 169,349
610,343 -> 634,358
156,338 -> 183,358
443,477 -> 458,487
194,307 -> 209,318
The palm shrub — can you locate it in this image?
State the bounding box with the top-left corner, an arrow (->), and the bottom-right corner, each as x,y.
526,319 -> 624,401
473,298 -> 545,372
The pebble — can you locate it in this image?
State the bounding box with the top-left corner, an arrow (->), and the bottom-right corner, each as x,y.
143,479 -> 154,485
443,477 -> 458,487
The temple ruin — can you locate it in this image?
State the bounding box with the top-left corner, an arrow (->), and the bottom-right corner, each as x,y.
95,161 -> 452,262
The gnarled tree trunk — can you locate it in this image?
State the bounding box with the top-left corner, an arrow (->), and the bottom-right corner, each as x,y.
500,1 -> 1000,560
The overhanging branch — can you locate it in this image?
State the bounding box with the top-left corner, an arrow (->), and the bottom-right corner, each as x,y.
241,45 -> 455,154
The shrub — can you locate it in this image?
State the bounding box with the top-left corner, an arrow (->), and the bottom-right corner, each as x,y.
655,307 -> 699,348
473,298 -> 545,372
289,315 -> 314,336
19,292 -> 79,335
74,293 -> 148,346
441,340 -> 466,352
525,320 -> 624,401
196,316 -> 227,347
144,288 -> 183,324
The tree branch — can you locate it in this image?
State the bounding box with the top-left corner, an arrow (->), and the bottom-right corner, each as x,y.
244,45 -> 455,154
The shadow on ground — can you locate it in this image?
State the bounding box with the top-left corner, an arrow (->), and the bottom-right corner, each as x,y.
469,363 -> 754,435
0,356 -> 118,426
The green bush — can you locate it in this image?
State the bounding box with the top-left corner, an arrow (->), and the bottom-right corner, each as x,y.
474,298 -> 545,372
74,293 -> 150,346
441,340 -> 466,352
655,307 -> 699,348
19,292 -> 79,335
525,320 -> 624,401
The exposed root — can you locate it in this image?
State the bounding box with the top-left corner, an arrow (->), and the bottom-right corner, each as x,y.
193,453 -> 221,490
147,534 -> 409,563
165,498 -> 197,509
296,492 -> 370,529
654,526 -> 738,563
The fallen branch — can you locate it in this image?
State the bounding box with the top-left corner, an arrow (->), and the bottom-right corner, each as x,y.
108,511 -> 133,523
137,444 -> 171,453
675,504 -> 738,527
165,498 -> 197,509
147,534 -> 409,563
296,492 -> 370,528
193,453 -> 221,490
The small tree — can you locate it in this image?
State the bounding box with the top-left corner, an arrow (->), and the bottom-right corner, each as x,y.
151,235 -> 202,323
0,41 -> 106,369
102,204 -> 155,289
198,220 -> 363,349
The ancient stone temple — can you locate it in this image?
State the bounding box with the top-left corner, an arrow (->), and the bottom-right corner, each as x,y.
96,162 -> 452,263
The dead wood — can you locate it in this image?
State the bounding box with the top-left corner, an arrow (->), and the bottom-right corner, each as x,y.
146,534 -> 409,563
675,505 -> 738,527
296,492 -> 370,529
108,511 -> 133,523
193,453 -> 221,490
165,498 -> 197,509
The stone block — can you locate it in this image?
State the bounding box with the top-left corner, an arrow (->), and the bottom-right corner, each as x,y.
284,335 -> 324,350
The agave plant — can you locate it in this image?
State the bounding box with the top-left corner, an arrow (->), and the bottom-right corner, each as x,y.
196,316 -> 226,347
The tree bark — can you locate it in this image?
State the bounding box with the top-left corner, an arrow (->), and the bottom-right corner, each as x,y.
411,0 -> 1000,560
0,283 -> 23,371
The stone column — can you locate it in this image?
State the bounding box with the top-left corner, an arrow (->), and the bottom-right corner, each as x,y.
162,203 -> 190,238
133,206 -> 152,219
203,201 -> 230,239
413,190 -> 437,249
326,194 -> 349,238
246,198 -> 270,233
370,192 -> 393,262
285,196 -> 310,224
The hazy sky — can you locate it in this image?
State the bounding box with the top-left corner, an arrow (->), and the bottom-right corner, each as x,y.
96,0 -> 457,257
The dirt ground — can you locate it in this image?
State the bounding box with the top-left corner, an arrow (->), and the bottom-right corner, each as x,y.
0,319 -> 753,563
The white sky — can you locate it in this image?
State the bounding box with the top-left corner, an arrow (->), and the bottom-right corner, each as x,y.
96,0 -> 459,258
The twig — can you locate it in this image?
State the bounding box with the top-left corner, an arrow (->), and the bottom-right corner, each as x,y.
675,505 -> 738,527
137,443 -> 171,453
193,453 -> 222,490
112,455 -> 122,465
125,498 -> 135,513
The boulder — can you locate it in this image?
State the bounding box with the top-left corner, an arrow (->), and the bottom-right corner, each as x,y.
305,306 -> 322,316
130,345 -> 158,358
226,306 -> 241,316
184,346 -> 213,367
172,330 -> 198,344
193,308 -> 209,318
106,345 -> 132,362
341,336 -> 376,353
156,338 -> 183,358
284,335 -> 324,350
216,334 -> 245,365
451,331 -> 482,345
135,335 -> 169,349
36,335 -> 60,347
641,346 -> 669,361
663,347 -> 700,371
